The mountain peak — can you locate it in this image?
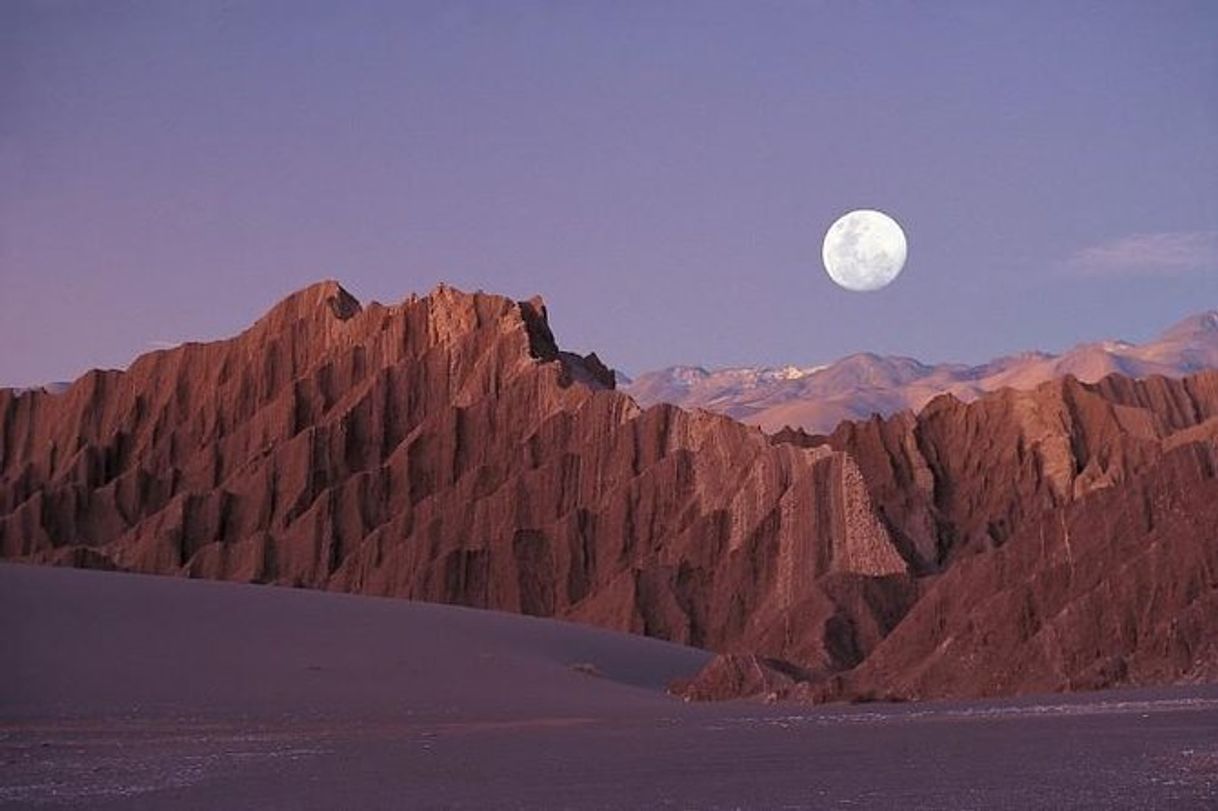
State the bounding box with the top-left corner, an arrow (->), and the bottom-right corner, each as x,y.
1159,310 -> 1218,342
625,308 -> 1218,434
255,280 -> 361,330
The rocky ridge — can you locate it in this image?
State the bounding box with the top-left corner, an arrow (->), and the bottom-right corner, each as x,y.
677,372 -> 1218,700
3,282 -> 1216,702
625,309 -> 1218,433
0,282 -> 906,672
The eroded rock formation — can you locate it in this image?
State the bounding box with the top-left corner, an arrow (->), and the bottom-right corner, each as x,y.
704,372 -> 1218,700
0,282 -> 906,671
3,281 -> 1216,703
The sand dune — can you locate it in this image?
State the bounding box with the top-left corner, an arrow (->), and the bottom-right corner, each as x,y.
1,564 -> 708,725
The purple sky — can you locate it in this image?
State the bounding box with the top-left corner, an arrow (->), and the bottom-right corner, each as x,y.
3,1 -> 1217,385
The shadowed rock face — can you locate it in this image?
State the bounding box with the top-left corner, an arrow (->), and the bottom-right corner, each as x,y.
3,281 -> 1217,703
817,439 -> 1218,702
0,282 -> 907,672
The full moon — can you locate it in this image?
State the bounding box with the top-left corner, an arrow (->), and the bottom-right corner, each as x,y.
822,209 -> 908,292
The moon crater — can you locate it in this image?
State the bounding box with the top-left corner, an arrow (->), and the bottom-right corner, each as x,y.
822,209 -> 908,292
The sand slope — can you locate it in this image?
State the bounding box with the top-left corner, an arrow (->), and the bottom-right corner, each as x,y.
4,564 -> 1218,810
1,564 -> 709,725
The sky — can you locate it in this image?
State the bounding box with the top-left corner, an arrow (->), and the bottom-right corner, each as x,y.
3,0 -> 1217,385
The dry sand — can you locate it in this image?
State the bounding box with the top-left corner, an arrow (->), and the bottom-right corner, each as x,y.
3,563 -> 1216,809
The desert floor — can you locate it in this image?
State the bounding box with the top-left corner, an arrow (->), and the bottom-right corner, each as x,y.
3,563 -> 1216,810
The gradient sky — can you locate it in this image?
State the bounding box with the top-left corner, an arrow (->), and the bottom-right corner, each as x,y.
3,0 -> 1217,385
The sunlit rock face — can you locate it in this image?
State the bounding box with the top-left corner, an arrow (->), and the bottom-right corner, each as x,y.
0,282 -> 909,670
728,372 -> 1218,701
4,281 -> 1218,704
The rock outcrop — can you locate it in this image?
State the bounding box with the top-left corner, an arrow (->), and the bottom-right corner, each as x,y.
804,435 -> 1218,702
4,281 -> 1216,703
670,654 -> 810,702
676,372 -> 1218,700
779,373 -> 1218,573
0,282 -> 907,670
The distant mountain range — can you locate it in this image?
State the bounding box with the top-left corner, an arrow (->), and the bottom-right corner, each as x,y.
623,310 -> 1218,434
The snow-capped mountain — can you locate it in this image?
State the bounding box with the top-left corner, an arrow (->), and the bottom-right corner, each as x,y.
624,310 -> 1218,434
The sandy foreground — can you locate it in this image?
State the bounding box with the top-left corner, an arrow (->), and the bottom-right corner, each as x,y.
2,563 -> 1216,810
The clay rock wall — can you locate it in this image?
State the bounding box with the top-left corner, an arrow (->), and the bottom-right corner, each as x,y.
8,281 -> 1215,702
778,373 -> 1218,573
0,282 -> 905,670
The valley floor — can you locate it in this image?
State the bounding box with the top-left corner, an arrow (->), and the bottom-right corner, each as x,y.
2,564 -> 1216,810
